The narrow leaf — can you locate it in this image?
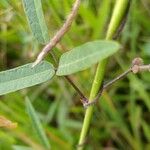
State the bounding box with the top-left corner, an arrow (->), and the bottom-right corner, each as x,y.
26,97 -> 51,149
13,145 -> 33,150
57,40 -> 120,76
0,61 -> 55,95
22,0 -> 49,44
142,121 -> 150,141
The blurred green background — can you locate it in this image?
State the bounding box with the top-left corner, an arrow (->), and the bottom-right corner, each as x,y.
0,0 -> 150,150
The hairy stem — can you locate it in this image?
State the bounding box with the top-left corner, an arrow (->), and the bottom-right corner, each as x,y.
33,0 -> 81,67
78,0 -> 131,149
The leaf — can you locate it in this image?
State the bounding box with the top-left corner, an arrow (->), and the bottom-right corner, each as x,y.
142,42 -> 150,56
13,145 -> 33,150
142,121 -> 150,141
0,61 -> 55,95
56,40 -> 120,76
26,97 -> 51,149
22,0 -> 49,44
0,116 -> 17,129
45,99 -> 59,124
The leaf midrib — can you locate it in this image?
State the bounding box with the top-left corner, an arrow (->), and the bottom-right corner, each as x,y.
33,0 -> 46,42
59,48 -> 116,69
0,68 -> 54,85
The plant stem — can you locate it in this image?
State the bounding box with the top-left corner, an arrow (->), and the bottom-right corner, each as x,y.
84,68 -> 132,107
31,0 -> 86,104
64,76 -> 88,103
51,50 -> 87,104
50,50 -> 87,102
33,0 -> 81,67
84,57 -> 150,107
78,0 -> 131,149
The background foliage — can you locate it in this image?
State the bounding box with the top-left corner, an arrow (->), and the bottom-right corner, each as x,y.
0,0 -> 150,149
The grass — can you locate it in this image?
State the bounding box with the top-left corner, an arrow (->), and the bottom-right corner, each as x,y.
0,0 -> 150,150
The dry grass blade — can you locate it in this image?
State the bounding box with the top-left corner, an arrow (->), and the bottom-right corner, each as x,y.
0,116 -> 17,129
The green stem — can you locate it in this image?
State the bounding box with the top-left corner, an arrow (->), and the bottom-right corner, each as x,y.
78,0 -> 130,149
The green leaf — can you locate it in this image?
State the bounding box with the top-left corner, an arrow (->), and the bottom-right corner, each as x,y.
142,121 -> 150,141
13,145 -> 33,150
56,40 -> 120,76
26,97 -> 51,149
0,61 -> 55,95
22,0 -> 49,44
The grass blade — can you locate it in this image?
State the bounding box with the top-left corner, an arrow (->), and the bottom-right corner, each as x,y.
25,97 -> 51,149
13,145 -> 33,150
